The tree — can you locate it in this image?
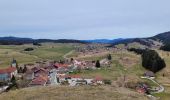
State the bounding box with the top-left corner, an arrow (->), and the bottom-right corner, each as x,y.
95,60 -> 101,68
11,75 -> 17,86
70,58 -> 74,62
107,54 -> 112,60
24,48 -> 34,51
160,43 -> 170,51
23,66 -> 27,73
33,42 -> 41,46
142,50 -> 166,73
18,67 -> 23,73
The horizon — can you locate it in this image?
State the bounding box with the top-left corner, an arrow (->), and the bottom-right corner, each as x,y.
0,0 -> 170,39
0,31 -> 162,40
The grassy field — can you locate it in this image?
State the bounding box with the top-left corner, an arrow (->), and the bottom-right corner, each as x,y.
70,49 -> 170,99
71,50 -> 147,85
0,43 -> 74,68
0,86 -> 148,100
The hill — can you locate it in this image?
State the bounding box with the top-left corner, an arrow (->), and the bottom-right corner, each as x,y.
150,31 -> 170,44
112,31 -> 170,47
1,31 -> 170,46
0,37 -> 86,45
0,86 -> 148,100
82,38 -> 124,44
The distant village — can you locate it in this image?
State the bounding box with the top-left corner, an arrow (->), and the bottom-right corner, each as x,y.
0,56 -> 112,93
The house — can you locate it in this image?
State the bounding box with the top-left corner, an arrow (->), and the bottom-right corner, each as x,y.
54,63 -> 70,73
0,67 -> 17,81
84,79 -> 93,85
24,70 -> 34,80
58,74 -> 67,82
34,68 -> 48,77
136,83 -> 149,94
66,75 -> 82,86
75,80 -> 87,85
92,76 -> 103,85
49,69 -> 60,85
28,67 -> 49,86
144,71 -> 155,78
29,75 -> 48,86
54,63 -> 69,69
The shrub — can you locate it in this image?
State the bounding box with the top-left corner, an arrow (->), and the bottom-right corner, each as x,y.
103,79 -> 112,85
24,48 -> 34,51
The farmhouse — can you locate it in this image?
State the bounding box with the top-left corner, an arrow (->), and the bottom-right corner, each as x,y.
29,75 -> 48,86
24,70 -> 34,80
92,76 -> 103,85
144,71 -> 155,78
0,67 -> 17,81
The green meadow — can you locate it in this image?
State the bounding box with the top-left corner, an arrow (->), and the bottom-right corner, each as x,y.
0,43 -> 74,68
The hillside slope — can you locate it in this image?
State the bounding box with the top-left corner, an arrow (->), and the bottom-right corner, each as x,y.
0,86 -> 148,100
112,31 -> 170,47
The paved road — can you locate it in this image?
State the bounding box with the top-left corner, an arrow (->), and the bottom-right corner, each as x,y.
141,76 -> 164,100
141,76 -> 164,93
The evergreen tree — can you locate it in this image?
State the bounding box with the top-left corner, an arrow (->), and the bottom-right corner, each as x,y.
18,67 -> 23,73
95,60 -> 101,68
160,43 -> 170,51
107,54 -> 112,60
23,66 -> 27,73
142,50 -> 166,73
11,75 -> 16,85
71,58 -> 74,62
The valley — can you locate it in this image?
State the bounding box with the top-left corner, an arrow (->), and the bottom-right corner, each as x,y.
0,32 -> 170,100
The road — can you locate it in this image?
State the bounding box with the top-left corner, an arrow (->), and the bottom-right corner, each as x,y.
141,76 -> 164,93
63,50 -> 74,59
141,76 -> 164,100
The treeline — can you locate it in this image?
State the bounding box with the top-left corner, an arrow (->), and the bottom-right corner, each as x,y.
0,37 -> 87,45
160,43 -> 170,51
128,48 -> 166,73
127,48 -> 146,55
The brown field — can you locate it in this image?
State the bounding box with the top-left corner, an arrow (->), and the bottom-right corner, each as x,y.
0,86 -> 148,100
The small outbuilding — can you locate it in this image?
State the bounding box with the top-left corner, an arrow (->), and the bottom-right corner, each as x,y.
143,71 -> 155,78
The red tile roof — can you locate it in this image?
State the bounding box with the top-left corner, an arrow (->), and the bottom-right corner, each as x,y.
0,67 -> 17,74
30,75 -> 48,85
68,75 -> 81,78
54,63 -> 69,68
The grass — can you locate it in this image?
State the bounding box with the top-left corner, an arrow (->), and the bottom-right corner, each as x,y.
72,50 -> 146,83
0,48 -> 40,68
0,43 -> 74,69
152,85 -> 170,100
0,86 -> 148,100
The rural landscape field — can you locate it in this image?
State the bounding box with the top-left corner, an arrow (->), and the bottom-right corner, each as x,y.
0,35 -> 170,100
0,0 -> 170,100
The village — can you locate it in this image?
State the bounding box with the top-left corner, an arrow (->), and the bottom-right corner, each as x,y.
0,43 -> 167,100
0,55 -> 112,93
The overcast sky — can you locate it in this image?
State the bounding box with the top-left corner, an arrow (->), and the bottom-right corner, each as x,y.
0,0 -> 170,39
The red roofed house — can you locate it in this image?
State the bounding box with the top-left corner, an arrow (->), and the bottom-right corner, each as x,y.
54,63 -> 69,69
29,68 -> 49,86
29,75 -> 48,86
92,76 -> 103,85
0,67 -> 17,82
